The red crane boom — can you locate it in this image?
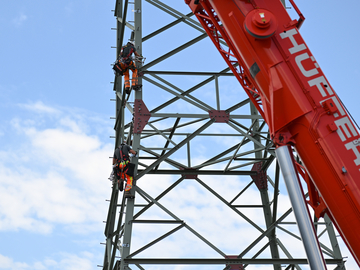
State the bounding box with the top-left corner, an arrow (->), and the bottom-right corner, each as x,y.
186,0 -> 360,266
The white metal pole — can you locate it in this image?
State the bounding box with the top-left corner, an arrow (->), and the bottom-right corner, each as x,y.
275,145 -> 327,270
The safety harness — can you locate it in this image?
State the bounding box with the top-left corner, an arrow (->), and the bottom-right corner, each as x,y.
116,145 -> 130,177
120,44 -> 135,65
112,44 -> 136,75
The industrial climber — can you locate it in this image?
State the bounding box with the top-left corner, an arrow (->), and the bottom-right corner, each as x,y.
113,41 -> 142,94
112,143 -> 137,198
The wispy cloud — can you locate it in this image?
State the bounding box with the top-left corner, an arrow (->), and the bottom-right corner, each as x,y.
12,12 -> 27,27
19,101 -> 61,115
64,3 -> 74,16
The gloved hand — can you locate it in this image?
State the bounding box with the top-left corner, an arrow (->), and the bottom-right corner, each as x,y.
108,171 -> 115,181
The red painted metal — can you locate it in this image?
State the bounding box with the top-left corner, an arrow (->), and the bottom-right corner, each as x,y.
186,0 -> 360,265
133,99 -> 151,134
208,110 -> 229,123
225,255 -> 244,270
251,162 -> 268,190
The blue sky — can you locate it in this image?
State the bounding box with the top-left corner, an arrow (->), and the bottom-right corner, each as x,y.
1,1 -> 114,269
1,1 -> 360,270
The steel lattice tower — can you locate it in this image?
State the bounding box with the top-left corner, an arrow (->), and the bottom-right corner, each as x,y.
102,1 -> 347,269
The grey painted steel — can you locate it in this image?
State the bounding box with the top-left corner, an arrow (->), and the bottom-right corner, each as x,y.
102,1 -> 348,269
149,66 -> 233,113
137,169 -> 257,175
275,145 -> 327,270
150,113 -> 262,119
144,70 -> 235,76
135,185 -> 228,257
123,258 -> 343,265
120,0 -> 143,269
114,0 -> 125,148
251,102 -> 281,270
324,214 -> 346,269
143,33 -> 208,70
243,103 -> 280,270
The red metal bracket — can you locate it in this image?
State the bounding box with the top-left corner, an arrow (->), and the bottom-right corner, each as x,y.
225,256 -> 244,270
288,0 -> 305,29
180,168 -> 198,179
251,162 -> 268,190
208,110 -> 229,123
322,99 -> 338,115
133,99 -> 151,134
295,162 -> 327,218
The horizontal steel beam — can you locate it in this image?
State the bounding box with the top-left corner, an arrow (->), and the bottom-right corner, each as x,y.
143,71 -> 235,76
139,132 -> 268,136
131,220 -> 184,224
123,258 -> 343,265
151,113 -> 262,119
137,169 -> 257,176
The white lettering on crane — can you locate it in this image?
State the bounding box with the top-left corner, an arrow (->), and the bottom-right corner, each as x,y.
279,29 -> 307,54
308,76 -> 334,97
335,117 -> 359,142
345,141 -> 360,166
280,28 -> 360,168
295,52 -> 319,77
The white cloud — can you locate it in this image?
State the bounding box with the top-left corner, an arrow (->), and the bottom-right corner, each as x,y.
0,252 -> 95,270
0,254 -> 26,269
0,102 -> 113,234
1,100 -> 356,269
50,252 -> 94,270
